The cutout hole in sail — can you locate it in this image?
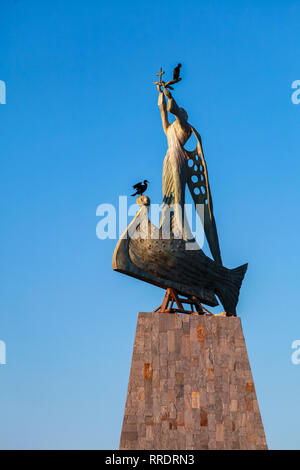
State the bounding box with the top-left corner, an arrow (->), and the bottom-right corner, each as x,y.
184,132 -> 198,151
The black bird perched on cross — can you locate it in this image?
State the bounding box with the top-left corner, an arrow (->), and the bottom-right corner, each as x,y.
131,180 -> 149,196
173,63 -> 182,80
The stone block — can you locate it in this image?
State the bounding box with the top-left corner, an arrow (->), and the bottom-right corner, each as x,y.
119,312 -> 267,450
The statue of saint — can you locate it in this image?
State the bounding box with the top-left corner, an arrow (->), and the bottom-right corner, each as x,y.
112,68 -> 247,316
156,81 -> 222,265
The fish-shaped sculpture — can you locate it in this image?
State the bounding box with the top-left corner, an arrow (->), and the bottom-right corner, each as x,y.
112,196 -> 247,316
113,73 -> 247,316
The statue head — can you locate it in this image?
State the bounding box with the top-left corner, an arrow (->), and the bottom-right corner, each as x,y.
179,107 -> 188,122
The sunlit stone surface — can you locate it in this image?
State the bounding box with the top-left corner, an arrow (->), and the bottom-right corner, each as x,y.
119,312 -> 267,450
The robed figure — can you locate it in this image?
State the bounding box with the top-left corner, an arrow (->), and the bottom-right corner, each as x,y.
112,71 -> 247,316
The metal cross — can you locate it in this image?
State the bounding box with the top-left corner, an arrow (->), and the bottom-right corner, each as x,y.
153,67 -> 165,86
156,67 -> 165,84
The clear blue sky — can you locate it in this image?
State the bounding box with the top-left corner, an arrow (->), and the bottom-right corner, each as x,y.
0,0 -> 299,450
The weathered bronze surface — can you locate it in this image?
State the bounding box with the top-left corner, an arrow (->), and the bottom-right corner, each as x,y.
112,68 -> 247,316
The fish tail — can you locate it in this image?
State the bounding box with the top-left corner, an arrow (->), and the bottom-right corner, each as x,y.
216,263 -> 248,316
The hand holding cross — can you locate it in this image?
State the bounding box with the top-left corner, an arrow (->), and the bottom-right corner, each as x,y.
153,66 -> 182,92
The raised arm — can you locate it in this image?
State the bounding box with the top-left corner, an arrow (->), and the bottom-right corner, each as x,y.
165,88 -> 188,126
157,85 -> 169,135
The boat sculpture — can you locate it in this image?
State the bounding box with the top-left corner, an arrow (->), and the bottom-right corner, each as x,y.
112,67 -> 247,316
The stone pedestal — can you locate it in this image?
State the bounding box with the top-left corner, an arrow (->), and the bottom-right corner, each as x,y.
120,312 -> 267,450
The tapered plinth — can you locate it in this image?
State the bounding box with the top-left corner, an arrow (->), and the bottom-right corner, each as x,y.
120,312 -> 267,450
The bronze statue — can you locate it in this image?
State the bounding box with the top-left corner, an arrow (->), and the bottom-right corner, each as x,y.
112,66 -> 247,316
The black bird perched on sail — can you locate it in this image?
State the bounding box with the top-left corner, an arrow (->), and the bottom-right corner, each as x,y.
131,180 -> 149,196
173,63 -> 182,80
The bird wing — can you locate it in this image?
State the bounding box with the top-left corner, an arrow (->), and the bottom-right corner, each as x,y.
133,182 -> 142,189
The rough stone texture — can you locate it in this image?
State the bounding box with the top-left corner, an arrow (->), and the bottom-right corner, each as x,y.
119,312 -> 267,450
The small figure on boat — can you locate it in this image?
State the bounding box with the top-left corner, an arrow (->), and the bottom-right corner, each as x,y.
113,66 -> 247,316
131,180 -> 149,197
